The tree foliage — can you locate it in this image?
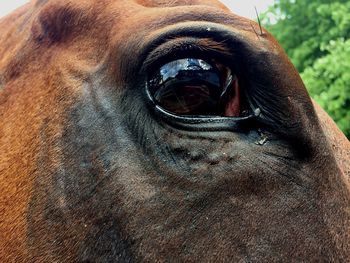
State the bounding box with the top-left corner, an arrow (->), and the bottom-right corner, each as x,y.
262,0 -> 350,138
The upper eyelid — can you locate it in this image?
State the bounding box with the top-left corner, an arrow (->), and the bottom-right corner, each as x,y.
141,38 -> 232,74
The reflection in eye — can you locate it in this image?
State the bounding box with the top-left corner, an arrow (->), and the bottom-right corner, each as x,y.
147,58 -> 238,116
159,58 -> 213,81
154,84 -> 212,114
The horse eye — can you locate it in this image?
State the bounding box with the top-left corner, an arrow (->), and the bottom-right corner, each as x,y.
147,58 -> 239,116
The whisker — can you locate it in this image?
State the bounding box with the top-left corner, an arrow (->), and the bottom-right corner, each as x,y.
250,22 -> 260,39
254,6 -> 263,36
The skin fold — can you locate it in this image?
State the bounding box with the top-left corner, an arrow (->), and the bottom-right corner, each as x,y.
0,0 -> 349,262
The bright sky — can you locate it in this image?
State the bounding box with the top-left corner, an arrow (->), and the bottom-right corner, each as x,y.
0,0 -> 274,18
220,0 -> 275,18
0,0 -> 29,17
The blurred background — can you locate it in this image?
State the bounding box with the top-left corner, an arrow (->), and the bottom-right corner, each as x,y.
0,0 -> 29,17
1,0 -> 349,139
262,0 -> 350,140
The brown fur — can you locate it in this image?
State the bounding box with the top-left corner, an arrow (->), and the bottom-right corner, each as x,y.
0,0 -> 349,262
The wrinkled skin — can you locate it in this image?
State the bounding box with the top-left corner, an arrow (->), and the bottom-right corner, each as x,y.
0,0 -> 349,262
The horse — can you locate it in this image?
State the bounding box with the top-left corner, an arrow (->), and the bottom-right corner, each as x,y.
0,0 -> 349,261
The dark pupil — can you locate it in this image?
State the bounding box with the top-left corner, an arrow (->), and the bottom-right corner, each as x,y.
147,58 -> 223,116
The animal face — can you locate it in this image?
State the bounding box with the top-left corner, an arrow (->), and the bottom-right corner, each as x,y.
0,0 -> 349,262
